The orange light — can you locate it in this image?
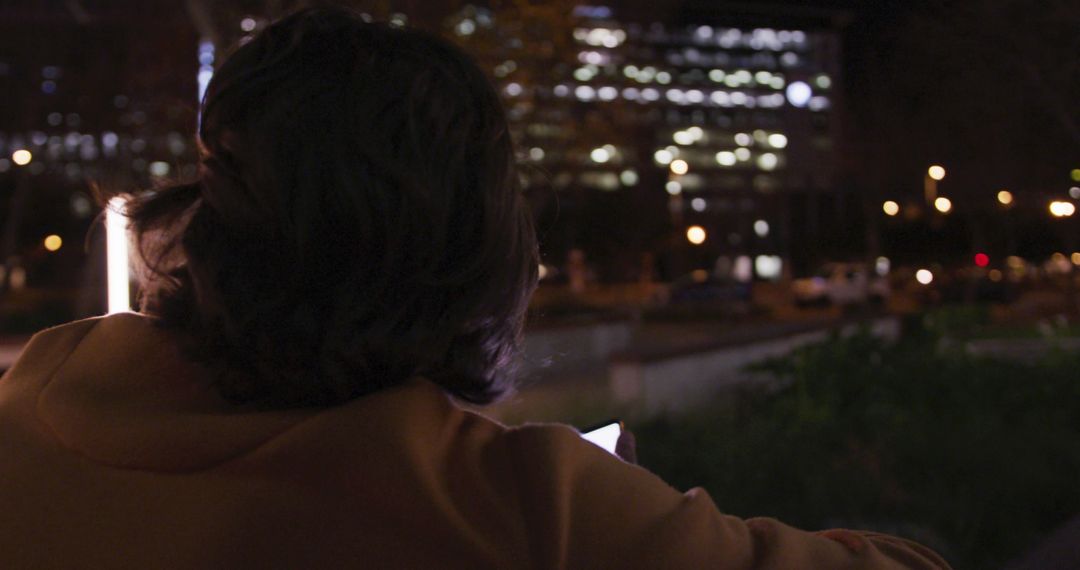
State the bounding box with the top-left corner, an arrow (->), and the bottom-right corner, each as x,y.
43,234 -> 62,252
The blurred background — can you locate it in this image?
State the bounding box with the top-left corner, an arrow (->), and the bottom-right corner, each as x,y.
1,0 -> 1079,567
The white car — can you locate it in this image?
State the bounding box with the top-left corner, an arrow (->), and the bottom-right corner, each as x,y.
793,263 -> 890,307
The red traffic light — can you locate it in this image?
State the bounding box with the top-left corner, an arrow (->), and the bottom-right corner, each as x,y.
974,253 -> 990,267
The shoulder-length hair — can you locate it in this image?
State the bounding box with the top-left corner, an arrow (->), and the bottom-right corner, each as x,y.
122,7 -> 538,409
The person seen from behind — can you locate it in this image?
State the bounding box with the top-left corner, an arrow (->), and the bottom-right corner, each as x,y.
0,7 -> 951,568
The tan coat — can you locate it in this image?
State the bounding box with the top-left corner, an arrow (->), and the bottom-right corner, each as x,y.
0,313 -> 950,568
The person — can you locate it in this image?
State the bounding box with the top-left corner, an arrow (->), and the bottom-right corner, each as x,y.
0,7 -> 950,568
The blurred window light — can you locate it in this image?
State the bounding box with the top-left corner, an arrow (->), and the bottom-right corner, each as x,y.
240,17 -> 257,32
753,219 -> 770,237
734,148 -> 751,161
785,81 -> 811,107
673,130 -> 694,145
670,159 -> 689,175
767,133 -> 788,148
915,269 -> 933,285
734,132 -> 752,146
686,225 -> 707,245
757,153 -> 779,171
875,256 -> 890,276
1071,169 -> 1080,182
691,198 -> 706,212
715,151 -> 736,166
11,149 -> 32,166
685,89 -> 704,104
149,161 -> 170,177
733,256 -> 753,282
710,91 -> 731,106
814,74 -> 832,89
654,149 -> 674,165
882,201 -> 900,216
529,147 -> 545,161
590,147 -> 611,163
1072,252 -> 1080,265
597,86 -> 617,100
708,69 -> 725,82
574,85 -> 596,100
620,169 -> 639,186
665,181 -> 683,195
934,197 -> 952,213
656,71 -> 672,84
808,96 -> 830,111
1070,187 -> 1080,199
641,88 -> 660,101
755,255 -> 783,280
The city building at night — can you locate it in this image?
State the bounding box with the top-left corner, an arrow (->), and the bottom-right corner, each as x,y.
449,2 -> 847,282
0,1 -> 850,319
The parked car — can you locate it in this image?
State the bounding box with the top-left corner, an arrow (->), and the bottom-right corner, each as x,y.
792,263 -> 890,308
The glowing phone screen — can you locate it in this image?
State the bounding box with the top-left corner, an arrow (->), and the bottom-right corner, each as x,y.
581,421 -> 621,454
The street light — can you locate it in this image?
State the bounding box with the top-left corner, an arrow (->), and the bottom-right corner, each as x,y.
1049,201 -> 1076,217
934,197 -> 952,214
882,200 -> 900,216
997,190 -> 1013,206
686,225 -> 706,245
928,165 -> 946,180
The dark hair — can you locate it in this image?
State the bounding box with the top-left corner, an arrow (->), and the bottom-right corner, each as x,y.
123,7 -> 538,409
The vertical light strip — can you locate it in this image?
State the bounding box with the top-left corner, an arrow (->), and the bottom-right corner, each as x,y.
197,39 -> 215,127
106,197 -> 130,314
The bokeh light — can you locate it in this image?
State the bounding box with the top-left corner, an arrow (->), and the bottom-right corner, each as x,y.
686,225 -> 706,245
11,149 -> 32,166
882,201 -> 899,216
915,269 -> 934,285
997,190 -> 1013,206
934,197 -> 952,213
927,165 -> 946,180
1049,201 -> 1076,217
43,235 -> 62,252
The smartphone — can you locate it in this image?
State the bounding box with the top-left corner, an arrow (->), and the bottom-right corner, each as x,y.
580,419 -> 623,455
